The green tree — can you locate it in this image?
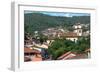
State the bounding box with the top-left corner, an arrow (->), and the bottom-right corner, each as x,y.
48,39 -> 75,60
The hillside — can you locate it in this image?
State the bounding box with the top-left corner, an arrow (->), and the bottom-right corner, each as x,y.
24,13 -> 90,35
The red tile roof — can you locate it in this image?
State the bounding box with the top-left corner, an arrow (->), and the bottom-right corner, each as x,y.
24,57 -> 31,62
61,32 -> 78,37
24,48 -> 40,54
57,51 -> 88,60
31,55 -> 42,61
57,51 -> 76,60
67,54 -> 88,59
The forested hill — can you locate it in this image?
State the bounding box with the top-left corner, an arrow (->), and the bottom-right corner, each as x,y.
24,13 -> 90,35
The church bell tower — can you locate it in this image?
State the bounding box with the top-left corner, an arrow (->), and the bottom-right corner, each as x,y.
74,23 -> 82,36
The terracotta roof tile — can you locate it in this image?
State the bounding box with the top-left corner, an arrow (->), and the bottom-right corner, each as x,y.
24,48 -> 40,54
61,32 -> 78,37
57,51 -> 72,60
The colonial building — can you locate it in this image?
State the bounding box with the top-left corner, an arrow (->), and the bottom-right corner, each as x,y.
73,23 -> 83,36
60,32 -> 78,42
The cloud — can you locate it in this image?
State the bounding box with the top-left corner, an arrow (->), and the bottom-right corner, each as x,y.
41,12 -> 90,17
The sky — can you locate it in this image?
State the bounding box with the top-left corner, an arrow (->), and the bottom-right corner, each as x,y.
24,11 -> 90,17
42,12 -> 90,17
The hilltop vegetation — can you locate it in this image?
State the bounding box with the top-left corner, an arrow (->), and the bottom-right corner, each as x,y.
24,13 -> 90,35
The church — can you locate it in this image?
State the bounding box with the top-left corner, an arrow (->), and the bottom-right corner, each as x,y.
60,23 -> 83,42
